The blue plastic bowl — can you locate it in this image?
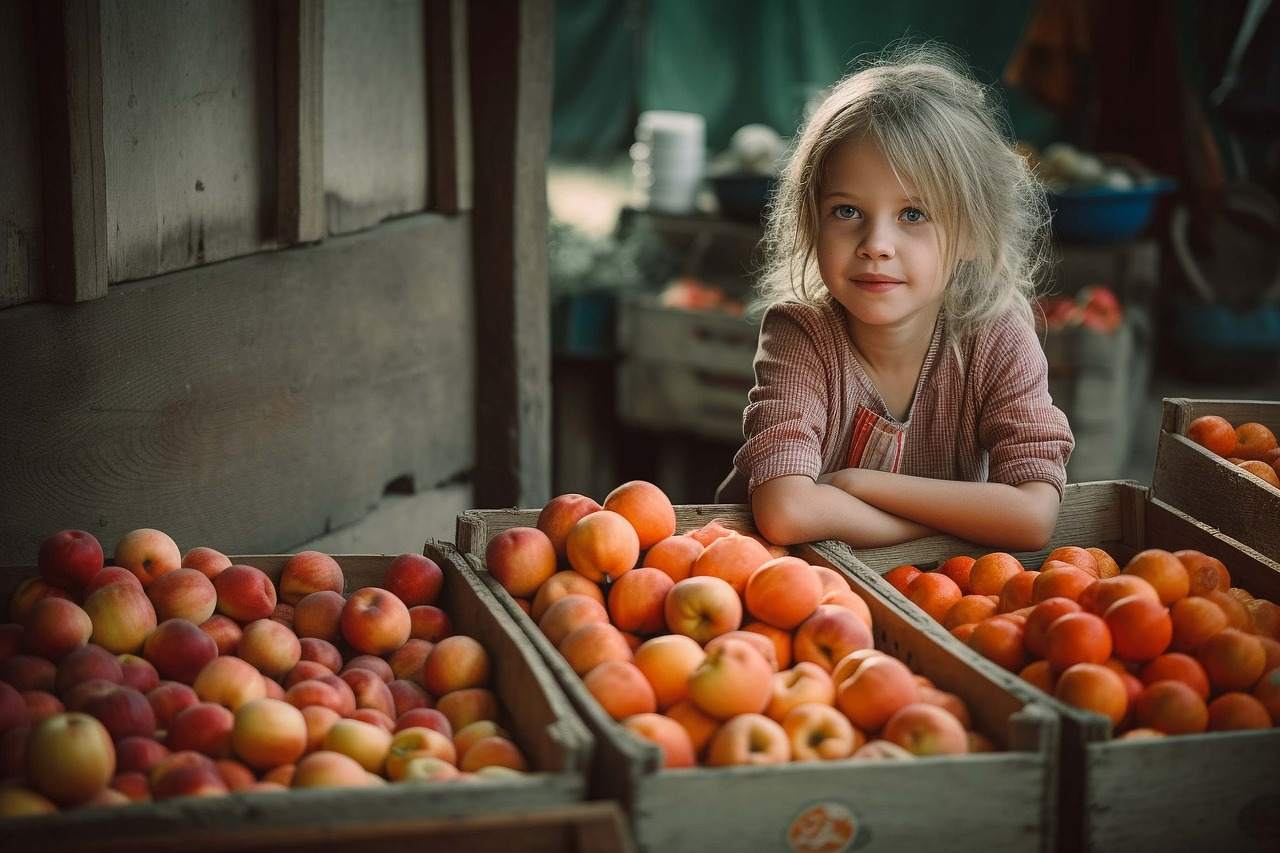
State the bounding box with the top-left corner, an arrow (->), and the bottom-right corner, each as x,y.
1048,180 -> 1176,243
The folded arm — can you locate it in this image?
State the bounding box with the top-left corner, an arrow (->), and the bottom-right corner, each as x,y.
751,474 -> 936,548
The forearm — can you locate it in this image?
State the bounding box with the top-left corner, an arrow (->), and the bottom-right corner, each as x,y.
751,476 -> 934,548
822,469 -> 1059,551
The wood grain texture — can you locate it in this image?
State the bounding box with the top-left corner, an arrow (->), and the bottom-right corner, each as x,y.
322,0 -> 428,235
0,547 -> 591,850
1152,399 -> 1280,561
0,214 -> 473,565
469,0 -> 553,508
0,0 -> 44,308
36,0 -> 109,302
276,0 -> 325,244
455,506 -> 1060,853
101,0 -> 276,282
425,0 -> 471,213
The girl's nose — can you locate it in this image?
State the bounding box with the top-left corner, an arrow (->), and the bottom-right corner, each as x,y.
856,221 -> 895,260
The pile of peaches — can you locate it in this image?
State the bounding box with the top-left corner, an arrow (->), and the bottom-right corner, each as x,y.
888,545 -> 1280,736
484,481 -> 994,768
1187,415 -> 1280,489
0,529 -> 528,817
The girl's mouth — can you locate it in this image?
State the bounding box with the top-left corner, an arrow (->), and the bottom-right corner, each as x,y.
852,278 -> 904,293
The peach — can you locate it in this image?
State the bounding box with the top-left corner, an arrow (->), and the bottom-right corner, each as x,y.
400,755 -> 460,781
831,649 -> 888,693
301,704 -> 340,752
622,712 -> 695,768
408,605 -> 453,642
83,582 -> 157,654
213,565 -> 277,623
852,739 -> 916,760
298,637 -> 343,672
688,637 -> 773,719
782,702 -> 861,761
583,661 -> 656,721
459,736 -> 527,773
167,702 -> 234,757
149,750 -> 228,799
530,571 -> 604,622
315,674 -> 358,716
147,681 -> 198,729
384,726 -> 457,779
237,619 -> 302,680
395,707 -> 452,737
0,678 -> 27,728
743,621 -> 794,669
793,605 -> 873,672
916,687 -> 972,729
706,713 -> 790,766
603,480 -> 676,549
664,576 -> 742,644
262,676 -> 285,700
566,510 -> 640,582
607,567 -> 675,635
37,530 -> 104,593
486,528 -> 556,598
25,712 -> 115,804
271,602 -> 294,629
641,534 -> 704,584
114,528 -> 182,587
341,668 -> 396,717
292,750 -> 374,788
421,635 -> 490,697
215,758 -> 256,791
560,622 -> 633,676
536,493 -> 604,561
0,785 -> 57,816
453,720 -> 508,758
691,533 -> 772,596
110,771 -> 151,801
351,708 -> 396,733
54,645 -> 123,695
539,594 -> 609,647
146,569 -> 217,624
819,589 -> 874,631
387,639 -> 434,683
746,557 -> 824,630
182,547 -> 231,579
836,655 -> 919,732
115,735 -> 169,774
343,654 -> 395,682
0,724 -> 26,777
767,662 -> 836,722
705,630 -> 780,671
632,634 -> 704,710
279,551 -> 344,605
23,598 -> 91,660
0,654 -> 54,695
198,615 -> 242,656
381,554 -> 443,608
193,656 -> 268,710
665,699 -> 717,755
232,698 -> 307,769
143,618 -> 219,684
10,577 -> 75,624
21,689 -> 64,724
882,702 -> 968,755
284,678 -> 350,715
117,654 -> 160,694
341,587 -> 411,655
81,684 -> 155,740
435,687 -> 499,732
388,679 -> 431,717
293,591 -> 345,642
323,718 -> 391,773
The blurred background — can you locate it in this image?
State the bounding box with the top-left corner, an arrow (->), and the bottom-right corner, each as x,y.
545,0 -> 1280,504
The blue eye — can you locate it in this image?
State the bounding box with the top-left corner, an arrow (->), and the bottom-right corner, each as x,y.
833,205 -> 858,220
901,207 -> 927,223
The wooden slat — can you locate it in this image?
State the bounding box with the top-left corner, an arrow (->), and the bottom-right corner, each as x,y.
468,0 -> 553,508
35,0 -> 108,303
425,0 -> 471,213
0,0 -> 44,308
0,214 -> 473,565
276,0 -> 325,244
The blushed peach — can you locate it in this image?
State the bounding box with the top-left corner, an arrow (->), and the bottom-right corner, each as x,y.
663,576 -> 742,644
293,591 -> 345,642
23,598 -> 91,661
560,622 -> 633,676
387,639 -> 434,683
688,637 -> 773,719
602,480 -> 676,549
193,656 -> 268,710
232,698 -> 307,769
388,679 -> 430,718
632,634 -> 704,710
54,645 -> 122,696
213,565 -> 277,623
143,619 -> 219,684
745,557 -> 822,630
782,702 -> 861,761
459,736 -> 527,773
147,569 -> 217,624
383,553 -> 444,607
566,510 -> 640,583
706,713 -> 790,766
767,662 -> 835,722
114,528 -> 181,587
341,587 -> 411,656
395,707 -> 452,737
408,605 -> 452,642
691,533 -> 772,596
38,529 -> 104,593
486,528 -> 557,598
83,582 -> 157,654
342,654 -> 394,683
167,702 -> 234,757
278,551 -> 344,605
117,654 -> 160,694
539,594 -> 609,647
536,493 -> 603,561
298,637 -> 343,673
181,547 -> 231,579
582,661 -> 655,721
147,681 -> 198,729
793,605 -> 873,672
198,615 -> 242,656
340,668 -> 396,718
641,534 -> 704,584
80,684 -> 156,740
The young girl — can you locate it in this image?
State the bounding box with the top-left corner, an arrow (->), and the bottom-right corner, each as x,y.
717,46 -> 1074,551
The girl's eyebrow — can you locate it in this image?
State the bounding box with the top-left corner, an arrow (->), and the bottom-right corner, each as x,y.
821,190 -> 916,204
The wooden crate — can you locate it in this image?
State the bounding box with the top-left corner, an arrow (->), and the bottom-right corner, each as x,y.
818,480 -> 1280,853
0,542 -> 592,851
1151,398 -> 1280,560
457,507 -> 1062,853
615,295 -> 756,443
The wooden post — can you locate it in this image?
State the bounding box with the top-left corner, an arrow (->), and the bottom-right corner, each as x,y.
276,0 -> 325,244
469,0 -> 553,508
35,0 -> 108,302
425,0 -> 471,213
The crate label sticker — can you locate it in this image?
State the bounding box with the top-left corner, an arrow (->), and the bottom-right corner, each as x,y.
787,801 -> 857,853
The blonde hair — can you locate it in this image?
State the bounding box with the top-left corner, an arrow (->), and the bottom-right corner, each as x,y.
755,44 -> 1050,344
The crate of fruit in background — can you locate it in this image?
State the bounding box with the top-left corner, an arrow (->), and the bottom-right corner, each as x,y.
815,480 -> 1280,853
457,482 -> 1063,853
1151,398 -> 1280,561
615,293 -> 758,444
0,530 -> 591,848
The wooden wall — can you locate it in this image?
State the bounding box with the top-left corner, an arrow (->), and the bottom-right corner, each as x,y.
0,0 -> 551,565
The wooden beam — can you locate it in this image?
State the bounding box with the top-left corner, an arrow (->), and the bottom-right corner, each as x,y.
468,0 -> 553,508
276,0 -> 325,244
35,0 -> 107,303
426,0 -> 471,213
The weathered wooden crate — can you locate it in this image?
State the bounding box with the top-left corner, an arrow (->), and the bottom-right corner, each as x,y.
0,542 -> 592,851
1151,398 -> 1280,561
458,506 -> 1062,853
819,480 -> 1280,853
615,295 -> 757,443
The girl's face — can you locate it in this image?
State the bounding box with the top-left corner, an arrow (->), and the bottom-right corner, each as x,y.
816,136 -> 948,335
